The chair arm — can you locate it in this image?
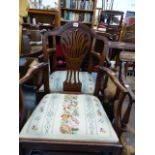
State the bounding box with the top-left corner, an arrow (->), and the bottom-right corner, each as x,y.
95,66 -> 128,136
91,50 -> 101,60
42,30 -> 56,62
19,62 -> 48,85
99,66 -> 127,93
91,34 -> 111,67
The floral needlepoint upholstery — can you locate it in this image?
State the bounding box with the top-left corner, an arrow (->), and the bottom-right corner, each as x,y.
39,71 -> 97,94
20,93 -> 119,143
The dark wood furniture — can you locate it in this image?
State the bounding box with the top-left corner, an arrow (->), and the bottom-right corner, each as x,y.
22,22 -> 55,31
19,62 -> 49,131
20,21 -> 48,90
95,10 -> 124,41
28,8 -> 60,26
119,51 -> 135,76
22,9 -> 60,35
20,29 -> 44,79
119,60 -> 135,155
108,41 -> 135,50
120,23 -> 135,43
20,29 -> 43,58
118,51 -> 135,155
20,22 -> 128,155
106,41 -> 135,68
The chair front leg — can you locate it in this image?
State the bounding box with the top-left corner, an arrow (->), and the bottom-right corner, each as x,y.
112,147 -> 122,155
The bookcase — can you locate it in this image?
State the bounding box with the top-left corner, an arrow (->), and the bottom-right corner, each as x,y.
28,9 -> 60,27
59,0 -> 96,27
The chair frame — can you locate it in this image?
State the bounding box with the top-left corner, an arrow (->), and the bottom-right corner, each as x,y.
20,23 -> 128,155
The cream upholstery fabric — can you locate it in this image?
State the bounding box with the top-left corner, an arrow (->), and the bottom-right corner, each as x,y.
40,71 -> 97,94
20,93 -> 119,143
104,78 -> 117,99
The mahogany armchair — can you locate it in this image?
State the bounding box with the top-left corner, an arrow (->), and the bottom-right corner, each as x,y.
20,23 -> 128,155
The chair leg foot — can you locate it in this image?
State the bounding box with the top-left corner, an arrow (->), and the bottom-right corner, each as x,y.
19,146 -> 25,155
112,148 -> 122,155
104,152 -> 110,155
31,150 -> 44,155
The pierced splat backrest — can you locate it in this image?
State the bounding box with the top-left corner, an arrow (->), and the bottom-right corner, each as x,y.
57,22 -> 94,92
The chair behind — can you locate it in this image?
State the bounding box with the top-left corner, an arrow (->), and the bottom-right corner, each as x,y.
97,10 -> 124,41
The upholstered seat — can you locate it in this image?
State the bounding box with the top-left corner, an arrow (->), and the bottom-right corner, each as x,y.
20,93 -> 119,143
39,71 -> 97,94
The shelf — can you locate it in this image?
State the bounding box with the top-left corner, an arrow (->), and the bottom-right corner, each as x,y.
28,9 -> 59,15
59,0 -> 97,28
27,8 -> 60,27
61,8 -> 93,13
61,19 -> 92,25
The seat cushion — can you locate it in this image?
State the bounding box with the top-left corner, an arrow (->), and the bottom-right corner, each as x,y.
40,71 -> 97,94
20,93 -> 119,143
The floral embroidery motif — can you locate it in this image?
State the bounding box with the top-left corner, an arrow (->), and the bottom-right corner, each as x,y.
40,106 -> 44,112
21,94 -> 119,143
100,128 -> 106,133
84,96 -> 107,135
31,125 -> 38,130
60,95 -> 80,134
85,96 -> 96,135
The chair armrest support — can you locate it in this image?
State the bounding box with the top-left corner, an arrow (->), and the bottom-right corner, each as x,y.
90,34 -> 111,67
100,66 -> 127,93
20,62 -> 47,84
94,66 -> 128,136
20,62 -> 50,94
42,31 -> 56,62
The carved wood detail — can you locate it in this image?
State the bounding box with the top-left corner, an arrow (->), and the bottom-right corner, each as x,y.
59,24 -> 92,92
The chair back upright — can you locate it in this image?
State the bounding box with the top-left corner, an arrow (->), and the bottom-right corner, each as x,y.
57,22 -> 94,92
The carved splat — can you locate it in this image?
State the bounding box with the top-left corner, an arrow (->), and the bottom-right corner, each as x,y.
59,24 -> 92,92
